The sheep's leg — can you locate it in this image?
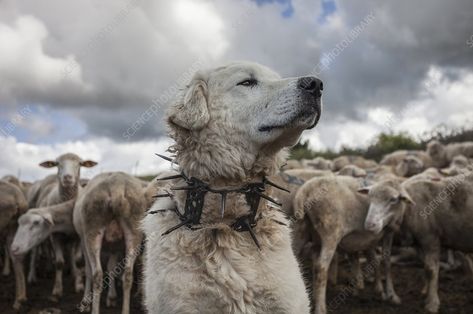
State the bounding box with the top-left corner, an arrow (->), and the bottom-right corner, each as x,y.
6,231 -> 26,310
84,229 -> 105,314
447,250 -> 455,268
313,237 -> 339,314
328,252 -> 338,286
120,220 -> 142,314
460,253 -> 473,279
350,252 -> 364,293
105,253 -> 119,308
423,246 -> 440,313
70,243 -> 84,293
7,230 -> 26,311
381,232 -> 401,304
2,245 -> 11,276
367,249 -> 383,295
27,248 -> 38,283
50,235 -> 65,301
11,254 -> 26,310
79,241 -> 92,313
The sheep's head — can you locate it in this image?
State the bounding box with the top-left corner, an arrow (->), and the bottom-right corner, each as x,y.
396,156 -> 424,177
440,155 -> 471,176
358,180 -> 414,234
40,153 -> 97,188
338,165 -> 367,178
427,140 -> 446,166
10,211 -> 54,257
308,157 -> 333,170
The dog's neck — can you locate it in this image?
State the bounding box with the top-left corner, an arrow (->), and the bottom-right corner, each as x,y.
168,122 -> 287,185
166,123 -> 288,227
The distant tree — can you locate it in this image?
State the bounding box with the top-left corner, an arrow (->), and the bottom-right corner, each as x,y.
364,132 -> 422,161
289,140 -> 315,160
288,125 -> 473,161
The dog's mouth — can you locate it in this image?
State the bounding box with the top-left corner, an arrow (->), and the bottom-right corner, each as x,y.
258,103 -> 321,132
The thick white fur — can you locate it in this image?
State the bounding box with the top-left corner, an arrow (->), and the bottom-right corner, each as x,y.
142,61 -> 321,314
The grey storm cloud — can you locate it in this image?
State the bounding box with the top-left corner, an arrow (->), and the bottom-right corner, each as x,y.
1,0 -> 472,141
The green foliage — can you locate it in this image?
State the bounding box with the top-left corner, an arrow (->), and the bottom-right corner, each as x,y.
364,132 -> 422,161
289,125 -> 473,161
136,175 -> 155,182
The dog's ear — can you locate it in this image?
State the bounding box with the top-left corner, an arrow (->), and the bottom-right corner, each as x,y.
168,75 -> 210,131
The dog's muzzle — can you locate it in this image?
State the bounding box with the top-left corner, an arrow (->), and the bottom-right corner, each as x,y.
297,76 -> 323,129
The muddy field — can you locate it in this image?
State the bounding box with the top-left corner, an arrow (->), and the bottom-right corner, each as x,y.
0,260 -> 472,314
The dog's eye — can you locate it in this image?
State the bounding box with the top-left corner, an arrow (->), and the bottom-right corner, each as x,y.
237,79 -> 258,87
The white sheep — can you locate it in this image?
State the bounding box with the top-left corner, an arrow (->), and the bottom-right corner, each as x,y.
394,155 -> 425,177
0,179 -> 28,309
74,172 -> 145,314
361,170 -> 473,313
294,176 -> 403,314
427,140 -> 473,168
332,155 -> 378,171
302,157 -> 333,170
9,153 -> 96,308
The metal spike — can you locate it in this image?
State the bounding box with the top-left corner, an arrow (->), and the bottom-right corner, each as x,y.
171,207 -> 184,219
170,185 -> 193,191
258,193 -> 282,206
155,153 -> 176,163
157,174 -> 183,181
244,221 -> 261,250
161,219 -> 190,236
220,192 -> 227,218
152,193 -> 172,198
271,219 -> 287,226
264,178 -> 290,193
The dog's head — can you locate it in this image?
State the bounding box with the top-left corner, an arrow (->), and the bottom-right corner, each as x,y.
167,61 -> 323,178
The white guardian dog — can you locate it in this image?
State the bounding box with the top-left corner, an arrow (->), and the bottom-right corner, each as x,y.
142,61 -> 323,314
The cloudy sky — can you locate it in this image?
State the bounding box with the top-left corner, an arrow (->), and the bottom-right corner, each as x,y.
1,0 -> 472,180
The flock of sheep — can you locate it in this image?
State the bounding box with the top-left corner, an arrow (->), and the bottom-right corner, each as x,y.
0,139 -> 472,314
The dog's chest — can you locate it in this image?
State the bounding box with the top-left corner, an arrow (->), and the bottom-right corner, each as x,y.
151,229 -> 292,313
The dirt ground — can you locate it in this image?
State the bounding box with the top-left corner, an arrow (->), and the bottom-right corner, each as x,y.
0,258 -> 472,313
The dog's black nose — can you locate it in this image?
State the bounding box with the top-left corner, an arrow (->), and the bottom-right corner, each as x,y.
297,77 -> 323,96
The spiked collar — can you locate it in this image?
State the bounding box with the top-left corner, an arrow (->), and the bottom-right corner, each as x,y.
148,154 -> 290,249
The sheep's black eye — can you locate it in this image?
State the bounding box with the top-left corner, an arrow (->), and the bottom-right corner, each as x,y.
390,197 -> 399,204
33,221 -> 39,226
237,78 -> 258,87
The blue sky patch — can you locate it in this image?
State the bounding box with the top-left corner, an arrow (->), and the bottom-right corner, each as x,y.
0,104 -> 87,144
319,0 -> 337,23
253,0 -> 294,18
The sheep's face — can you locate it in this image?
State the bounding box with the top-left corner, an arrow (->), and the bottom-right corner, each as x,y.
452,155 -> 469,168
10,213 -> 54,256
358,183 -> 413,234
40,153 -> 97,188
427,140 -> 446,164
396,156 -> 423,177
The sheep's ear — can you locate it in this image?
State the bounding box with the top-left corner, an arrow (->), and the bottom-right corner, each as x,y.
439,168 -> 451,176
39,160 -> 58,168
357,186 -> 371,195
80,160 -> 98,168
42,213 -> 54,226
168,76 -> 209,131
400,190 -> 415,205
